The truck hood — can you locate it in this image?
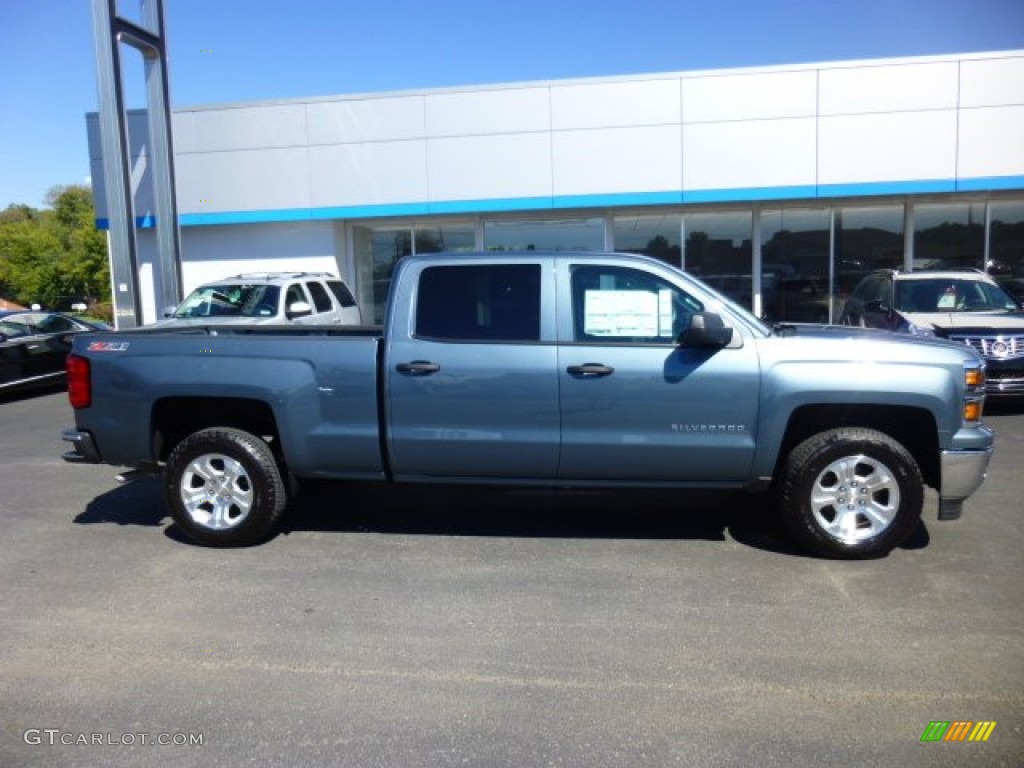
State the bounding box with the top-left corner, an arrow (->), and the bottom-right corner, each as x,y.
771,321 -> 980,356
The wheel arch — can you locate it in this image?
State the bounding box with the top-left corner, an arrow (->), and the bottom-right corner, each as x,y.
152,397 -> 280,463
775,404 -> 939,490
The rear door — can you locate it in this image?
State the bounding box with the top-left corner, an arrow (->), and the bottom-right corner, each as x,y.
386,258 -> 560,479
556,260 -> 760,482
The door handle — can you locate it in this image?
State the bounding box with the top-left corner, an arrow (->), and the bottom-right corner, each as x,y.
566,363 -> 615,377
396,360 -> 441,375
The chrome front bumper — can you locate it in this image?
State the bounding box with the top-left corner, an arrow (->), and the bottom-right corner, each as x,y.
938,447 -> 994,520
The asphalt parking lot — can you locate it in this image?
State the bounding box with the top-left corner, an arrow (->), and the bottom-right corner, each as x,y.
1,389 -> 1022,767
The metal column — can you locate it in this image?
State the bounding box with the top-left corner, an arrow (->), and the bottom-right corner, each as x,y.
91,0 -> 182,328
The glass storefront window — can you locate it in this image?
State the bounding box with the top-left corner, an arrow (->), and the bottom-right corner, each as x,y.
352,223 -> 474,323
835,205 -> 904,312
612,214 -> 682,266
483,218 -> 604,252
913,202 -> 985,271
352,226 -> 411,324
760,208 -> 830,322
682,211 -> 753,309
414,224 -> 476,254
989,201 -> 1024,278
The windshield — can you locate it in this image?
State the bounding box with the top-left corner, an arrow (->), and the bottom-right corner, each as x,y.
894,278 -> 1019,313
173,284 -> 281,319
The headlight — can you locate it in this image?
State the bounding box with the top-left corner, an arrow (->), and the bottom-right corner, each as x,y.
907,322 -> 935,337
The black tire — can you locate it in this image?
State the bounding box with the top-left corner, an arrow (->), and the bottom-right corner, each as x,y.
163,427 -> 288,547
777,427 -> 923,559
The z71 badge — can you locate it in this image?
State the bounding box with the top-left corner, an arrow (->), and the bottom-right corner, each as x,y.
86,341 -> 130,352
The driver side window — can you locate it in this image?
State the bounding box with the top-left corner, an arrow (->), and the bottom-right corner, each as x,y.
571,265 -> 703,344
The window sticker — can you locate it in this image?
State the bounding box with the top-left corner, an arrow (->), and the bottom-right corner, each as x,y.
937,286 -> 957,309
584,290 -> 668,337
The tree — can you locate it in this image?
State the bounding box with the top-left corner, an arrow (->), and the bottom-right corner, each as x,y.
0,185 -> 110,311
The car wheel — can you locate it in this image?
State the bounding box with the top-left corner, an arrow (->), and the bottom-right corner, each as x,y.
777,427 -> 923,559
164,427 -> 288,546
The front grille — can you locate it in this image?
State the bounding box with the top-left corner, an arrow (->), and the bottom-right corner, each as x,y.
986,374 -> 1024,394
949,334 -> 1024,361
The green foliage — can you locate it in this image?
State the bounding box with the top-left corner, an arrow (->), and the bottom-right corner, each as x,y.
0,185 -> 111,310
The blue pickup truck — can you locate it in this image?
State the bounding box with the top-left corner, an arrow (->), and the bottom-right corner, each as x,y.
62,251 -> 994,558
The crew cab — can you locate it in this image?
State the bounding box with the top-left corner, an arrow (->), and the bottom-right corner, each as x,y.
62,251 -> 994,559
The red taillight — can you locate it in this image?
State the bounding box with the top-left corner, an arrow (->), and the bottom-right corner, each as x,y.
66,354 -> 92,409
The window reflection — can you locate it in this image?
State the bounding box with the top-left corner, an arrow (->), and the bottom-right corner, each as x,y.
761,208 -> 830,323
353,223 -> 474,322
612,214 -> 682,266
835,205 -> 904,316
483,218 -> 604,251
989,201 -> 1024,278
683,211 -> 753,310
414,224 -> 475,254
914,202 -> 985,271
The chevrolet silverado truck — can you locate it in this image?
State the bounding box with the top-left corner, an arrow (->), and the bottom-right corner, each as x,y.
61,251 -> 994,558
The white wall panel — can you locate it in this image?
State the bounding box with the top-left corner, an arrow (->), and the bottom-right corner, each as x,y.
818,111 -> 957,183
960,56 -> 1024,107
306,96 -> 426,144
188,104 -> 308,152
552,126 -> 682,195
683,71 -> 816,123
683,119 -> 816,191
819,62 -> 958,115
309,141 -> 429,207
426,87 -> 550,136
427,134 -> 552,202
175,148 -> 311,212
180,222 -> 339,292
551,79 -> 681,129
170,111 -> 196,154
958,106 -> 1024,177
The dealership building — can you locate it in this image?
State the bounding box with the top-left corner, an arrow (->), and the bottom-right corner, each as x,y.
88,48 -> 1024,324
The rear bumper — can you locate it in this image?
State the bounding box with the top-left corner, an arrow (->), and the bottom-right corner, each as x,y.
61,429 -> 102,464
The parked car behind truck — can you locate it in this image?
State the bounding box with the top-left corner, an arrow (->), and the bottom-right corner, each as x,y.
155,271 -> 361,327
840,268 -> 1024,397
62,251 -> 994,559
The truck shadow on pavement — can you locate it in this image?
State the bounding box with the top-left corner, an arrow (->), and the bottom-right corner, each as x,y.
283,480 -> 929,557
73,476 -> 930,558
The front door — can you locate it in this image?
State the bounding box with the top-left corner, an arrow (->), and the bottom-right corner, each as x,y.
557,262 -> 760,482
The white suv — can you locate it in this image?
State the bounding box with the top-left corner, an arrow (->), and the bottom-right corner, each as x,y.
839,268 -> 1024,396
157,272 -> 362,327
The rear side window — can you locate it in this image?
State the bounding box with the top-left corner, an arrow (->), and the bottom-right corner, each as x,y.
327,280 -> 357,308
415,264 -> 541,341
306,281 -> 333,313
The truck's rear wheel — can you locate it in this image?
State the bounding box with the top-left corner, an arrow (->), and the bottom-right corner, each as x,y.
778,427 -> 923,559
163,427 -> 287,546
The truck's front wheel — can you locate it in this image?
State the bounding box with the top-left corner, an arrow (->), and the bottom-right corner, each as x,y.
778,427 -> 923,559
163,427 -> 287,546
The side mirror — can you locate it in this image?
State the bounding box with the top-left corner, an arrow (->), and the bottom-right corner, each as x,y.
863,299 -> 887,313
678,312 -> 733,348
286,300 -> 313,319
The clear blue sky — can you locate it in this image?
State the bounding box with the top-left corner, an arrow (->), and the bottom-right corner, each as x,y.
1,0 -> 1022,211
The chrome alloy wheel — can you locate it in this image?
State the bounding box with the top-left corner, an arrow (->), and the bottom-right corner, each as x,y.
179,452 -> 254,530
809,454 -> 901,544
